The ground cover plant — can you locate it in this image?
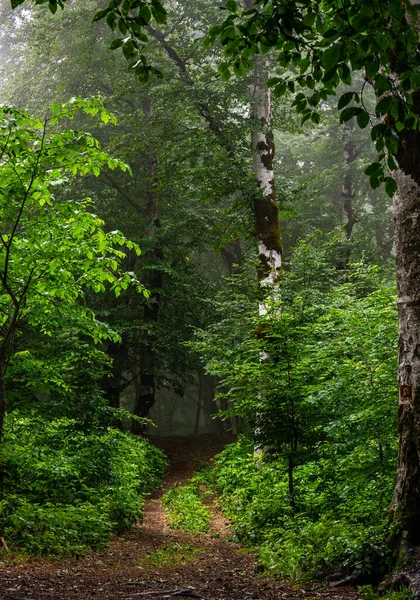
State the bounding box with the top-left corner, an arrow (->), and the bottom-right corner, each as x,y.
162,483 -> 211,534
1,414 -> 166,556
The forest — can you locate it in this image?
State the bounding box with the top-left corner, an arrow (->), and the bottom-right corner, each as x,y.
0,1 -> 420,599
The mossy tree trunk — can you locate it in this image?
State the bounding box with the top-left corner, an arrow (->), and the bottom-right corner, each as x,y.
249,54 -> 282,293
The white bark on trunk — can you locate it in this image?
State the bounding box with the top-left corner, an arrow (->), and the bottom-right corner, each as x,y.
250,56 -> 282,298
249,56 -> 282,458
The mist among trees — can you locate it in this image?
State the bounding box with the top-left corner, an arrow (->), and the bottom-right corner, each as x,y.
1,0 -> 420,595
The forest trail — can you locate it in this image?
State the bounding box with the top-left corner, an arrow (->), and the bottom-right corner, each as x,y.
0,436 -> 359,600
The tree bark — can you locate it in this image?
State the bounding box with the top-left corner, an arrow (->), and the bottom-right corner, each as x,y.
389,111 -> 420,546
244,5 -> 282,454
101,340 -> 128,410
249,56 -> 282,291
336,117 -> 358,270
0,356 -> 6,490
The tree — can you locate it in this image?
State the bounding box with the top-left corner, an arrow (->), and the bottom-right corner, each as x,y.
1,0 -> 269,431
0,97 -> 142,463
12,0 -> 168,82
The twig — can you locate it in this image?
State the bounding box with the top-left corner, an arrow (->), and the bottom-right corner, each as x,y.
132,589 -> 203,598
0,536 -> 9,551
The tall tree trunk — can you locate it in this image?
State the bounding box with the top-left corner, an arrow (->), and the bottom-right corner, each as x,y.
132,97 -> 162,432
249,55 -> 282,291
386,5 -> 420,563
0,354 -> 6,496
101,339 -> 128,410
388,101 -> 420,550
337,117 -> 357,270
244,3 -> 282,453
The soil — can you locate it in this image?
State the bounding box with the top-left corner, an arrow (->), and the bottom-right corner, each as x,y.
0,435 -> 360,600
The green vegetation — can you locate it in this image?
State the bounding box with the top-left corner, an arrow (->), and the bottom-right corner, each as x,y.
192,238 -> 398,581
1,416 -> 166,556
1,0 -> 419,585
162,484 -> 211,534
359,586 -> 413,600
211,437 -> 392,581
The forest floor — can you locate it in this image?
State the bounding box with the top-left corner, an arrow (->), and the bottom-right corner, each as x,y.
0,435 -> 360,600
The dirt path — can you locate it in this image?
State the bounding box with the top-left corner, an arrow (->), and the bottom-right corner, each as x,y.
0,436 -> 359,600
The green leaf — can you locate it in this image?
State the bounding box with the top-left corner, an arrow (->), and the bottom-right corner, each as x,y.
337,92 -> 354,110
92,9 -> 110,23
273,83 -> 287,97
138,5 -> 152,24
370,175 -> 382,189
118,19 -> 128,35
384,131 -> 399,155
364,162 -> 382,176
218,62 -> 231,82
110,38 -> 124,50
338,63 -> 351,85
267,77 -> 282,87
385,177 -> 397,197
370,123 -> 387,141
233,59 -> 245,77
106,11 -> 118,30
375,96 -> 393,117
387,155 -> 398,171
357,110 -> 370,129
374,74 -> 390,96
322,44 -> 340,70
339,106 -> 360,123
150,3 -> 167,24
323,28 -> 339,39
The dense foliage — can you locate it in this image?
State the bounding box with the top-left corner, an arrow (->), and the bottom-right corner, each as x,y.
192,238 -> 398,579
162,484 -> 211,534
1,415 -> 166,555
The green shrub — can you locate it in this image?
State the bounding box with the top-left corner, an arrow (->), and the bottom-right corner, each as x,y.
211,437 -> 394,581
0,498 -> 112,556
0,415 -> 166,556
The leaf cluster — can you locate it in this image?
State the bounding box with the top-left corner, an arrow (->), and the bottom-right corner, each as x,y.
211,0 -> 420,196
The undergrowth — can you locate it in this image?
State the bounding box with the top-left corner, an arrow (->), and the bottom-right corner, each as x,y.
0,414 -> 166,556
162,483 -> 211,534
359,586 -> 414,600
208,437 -> 395,582
143,541 -> 201,567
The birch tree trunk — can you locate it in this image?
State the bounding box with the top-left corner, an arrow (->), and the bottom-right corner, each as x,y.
337,117 -> 357,270
245,0 -> 282,458
249,55 -> 282,295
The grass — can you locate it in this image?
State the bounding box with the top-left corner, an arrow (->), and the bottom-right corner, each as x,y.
142,541 -> 202,567
162,484 -> 212,534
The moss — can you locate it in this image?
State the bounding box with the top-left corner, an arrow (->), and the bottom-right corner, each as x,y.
254,195 -> 282,253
